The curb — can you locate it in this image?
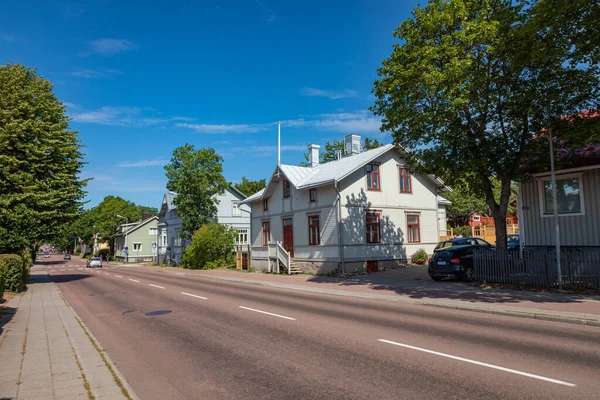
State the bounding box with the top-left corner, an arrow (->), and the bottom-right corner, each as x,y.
175,272 -> 600,328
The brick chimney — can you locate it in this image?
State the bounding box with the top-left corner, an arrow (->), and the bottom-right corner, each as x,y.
308,144 -> 320,167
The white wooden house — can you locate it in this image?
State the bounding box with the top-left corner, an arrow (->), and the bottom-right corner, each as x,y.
241,134 -> 451,274
157,186 -> 250,265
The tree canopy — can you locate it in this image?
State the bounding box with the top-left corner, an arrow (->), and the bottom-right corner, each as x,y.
0,64 -> 87,255
165,145 -> 227,239
300,137 -> 383,166
233,177 -> 267,197
372,0 -> 599,250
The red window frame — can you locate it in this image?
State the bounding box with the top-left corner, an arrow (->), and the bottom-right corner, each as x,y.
366,212 -> 381,244
407,214 -> 420,243
309,188 -> 317,203
308,215 -> 320,245
262,221 -> 271,246
263,199 -> 268,211
366,164 -> 380,191
399,167 -> 412,193
283,180 -> 291,198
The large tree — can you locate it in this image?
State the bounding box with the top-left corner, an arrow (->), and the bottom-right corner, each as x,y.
233,176 -> 266,197
372,0 -> 599,250
0,64 -> 87,256
300,137 -> 383,166
165,145 -> 227,239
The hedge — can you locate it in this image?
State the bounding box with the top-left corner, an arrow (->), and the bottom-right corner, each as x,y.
0,254 -> 25,292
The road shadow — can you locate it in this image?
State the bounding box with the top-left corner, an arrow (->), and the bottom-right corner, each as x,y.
47,274 -> 92,284
306,268 -> 597,305
35,259 -> 68,266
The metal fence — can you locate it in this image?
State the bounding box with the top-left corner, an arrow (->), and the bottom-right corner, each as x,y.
473,248 -> 600,290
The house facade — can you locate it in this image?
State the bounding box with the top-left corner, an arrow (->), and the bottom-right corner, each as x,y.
519,144 -> 600,250
157,186 -> 250,265
469,212 -> 518,227
242,135 -> 451,274
114,216 -> 159,262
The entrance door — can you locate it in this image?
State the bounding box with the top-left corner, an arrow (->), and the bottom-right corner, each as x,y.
282,218 -> 294,257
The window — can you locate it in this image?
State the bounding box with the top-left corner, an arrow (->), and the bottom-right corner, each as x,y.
237,229 -> 248,244
541,175 -> 583,215
174,228 -> 182,247
161,231 -> 167,246
308,215 -> 320,245
309,188 -> 317,202
232,201 -> 241,217
133,243 -> 142,251
283,180 -> 291,198
399,167 -> 412,193
262,221 -> 271,246
472,215 -> 481,221
263,199 -> 268,211
407,214 -> 420,243
149,227 -> 157,236
366,164 -> 380,191
366,213 -> 381,243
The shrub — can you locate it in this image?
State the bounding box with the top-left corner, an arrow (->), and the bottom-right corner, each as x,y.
454,225 -> 472,237
21,251 -> 33,284
0,271 -> 5,299
0,254 -> 25,292
411,249 -> 429,265
97,248 -> 110,260
181,223 -> 237,269
75,245 -> 81,254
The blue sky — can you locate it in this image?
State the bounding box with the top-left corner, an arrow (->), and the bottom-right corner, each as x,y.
1,0 -> 419,209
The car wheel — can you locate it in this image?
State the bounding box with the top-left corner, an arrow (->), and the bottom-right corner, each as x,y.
430,276 -> 442,281
462,268 -> 475,282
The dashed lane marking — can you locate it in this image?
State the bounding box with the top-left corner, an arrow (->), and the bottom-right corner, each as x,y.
181,292 -> 208,300
238,306 -> 296,321
149,284 -> 165,289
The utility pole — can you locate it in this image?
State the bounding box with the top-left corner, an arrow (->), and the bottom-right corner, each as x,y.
548,127 -> 562,290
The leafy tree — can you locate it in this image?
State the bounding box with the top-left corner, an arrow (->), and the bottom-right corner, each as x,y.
165,145 -> 227,239
181,223 -> 237,269
300,137 -> 384,166
372,0 -> 599,250
234,176 -> 266,197
0,64 -> 87,257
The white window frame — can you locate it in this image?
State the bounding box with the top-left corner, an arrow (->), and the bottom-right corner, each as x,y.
133,243 -> 142,251
537,172 -> 585,217
237,229 -> 248,245
149,227 -> 157,235
232,201 -> 242,217
472,215 -> 481,222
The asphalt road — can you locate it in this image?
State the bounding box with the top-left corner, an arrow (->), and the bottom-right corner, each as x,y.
39,256 -> 600,400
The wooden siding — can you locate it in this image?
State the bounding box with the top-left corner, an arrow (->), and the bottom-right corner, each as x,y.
519,168 -> 600,247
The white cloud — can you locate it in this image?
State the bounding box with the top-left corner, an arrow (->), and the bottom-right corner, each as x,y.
81,38 -> 138,57
117,158 -> 168,168
0,34 -> 16,43
175,123 -> 269,134
70,106 -> 190,127
300,87 -> 359,100
70,67 -> 123,79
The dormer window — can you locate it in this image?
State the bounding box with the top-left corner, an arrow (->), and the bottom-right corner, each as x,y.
283,180 -> 291,198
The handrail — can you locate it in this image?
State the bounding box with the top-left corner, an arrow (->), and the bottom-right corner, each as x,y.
268,241 -> 290,274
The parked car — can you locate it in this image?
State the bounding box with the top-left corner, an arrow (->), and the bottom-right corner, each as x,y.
428,245 -> 493,282
64,254 -> 71,260
434,237 -> 494,251
44,253 -> 50,258
506,234 -> 520,251
87,257 -> 102,268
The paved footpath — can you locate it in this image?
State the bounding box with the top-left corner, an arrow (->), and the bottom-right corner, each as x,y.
0,271 -> 137,400
117,262 -> 600,327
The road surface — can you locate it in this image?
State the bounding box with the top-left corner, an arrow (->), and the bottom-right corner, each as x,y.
39,256 -> 600,400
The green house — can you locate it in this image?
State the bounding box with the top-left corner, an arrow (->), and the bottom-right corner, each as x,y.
114,216 -> 158,262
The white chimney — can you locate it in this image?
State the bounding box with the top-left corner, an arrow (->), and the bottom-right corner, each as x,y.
345,134 -> 361,156
308,144 -> 320,167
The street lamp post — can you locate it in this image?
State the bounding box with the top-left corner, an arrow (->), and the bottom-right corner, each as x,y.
547,128 -> 563,290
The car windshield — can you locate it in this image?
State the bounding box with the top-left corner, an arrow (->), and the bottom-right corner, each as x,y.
92,257 -> 101,261
433,250 -> 457,259
508,235 -> 519,242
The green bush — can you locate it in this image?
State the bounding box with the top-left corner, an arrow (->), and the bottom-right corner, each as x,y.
0,254 -> 25,292
75,245 -> 81,254
21,251 -> 32,284
97,248 -> 110,260
454,225 -> 472,237
0,271 -> 5,299
411,249 -> 429,265
182,223 -> 237,269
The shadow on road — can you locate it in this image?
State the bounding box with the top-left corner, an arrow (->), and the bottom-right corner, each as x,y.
35,259 -> 68,266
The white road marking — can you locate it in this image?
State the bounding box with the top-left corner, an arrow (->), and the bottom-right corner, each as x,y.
238,306 -> 296,321
181,292 -> 208,300
149,284 -> 165,289
114,275 -> 123,278
129,279 -> 140,283
378,339 -> 576,387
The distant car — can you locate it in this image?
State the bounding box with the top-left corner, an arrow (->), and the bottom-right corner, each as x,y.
44,253 -> 50,258
506,234 -> 520,251
87,257 -> 102,268
64,254 -> 71,260
428,245 -> 493,282
434,237 -> 494,251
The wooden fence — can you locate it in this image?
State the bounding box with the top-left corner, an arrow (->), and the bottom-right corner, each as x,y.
235,244 -> 251,270
471,224 -> 519,245
473,248 -> 600,290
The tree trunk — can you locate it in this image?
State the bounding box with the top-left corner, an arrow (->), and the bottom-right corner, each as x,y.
480,175 -> 511,251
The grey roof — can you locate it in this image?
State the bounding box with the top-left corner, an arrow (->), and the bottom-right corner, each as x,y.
437,195 -> 452,205
244,188 -> 266,203
115,216 -> 158,236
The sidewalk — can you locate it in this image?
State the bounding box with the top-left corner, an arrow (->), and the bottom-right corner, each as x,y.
118,262 -> 600,327
0,271 -> 137,400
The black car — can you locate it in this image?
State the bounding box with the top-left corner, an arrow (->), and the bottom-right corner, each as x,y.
434,237 -> 494,251
64,254 -> 71,260
428,245 -> 490,282
506,234 -> 520,251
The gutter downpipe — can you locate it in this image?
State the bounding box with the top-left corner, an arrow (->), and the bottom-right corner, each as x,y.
335,181 -> 345,274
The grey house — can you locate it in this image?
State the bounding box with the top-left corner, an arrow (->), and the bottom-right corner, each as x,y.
518,143 -> 600,251
157,186 -> 250,264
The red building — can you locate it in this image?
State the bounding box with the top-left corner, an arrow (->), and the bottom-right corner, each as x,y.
469,212 -> 518,227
